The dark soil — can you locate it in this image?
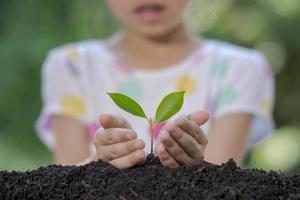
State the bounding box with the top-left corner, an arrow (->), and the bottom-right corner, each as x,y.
1,154 -> 299,200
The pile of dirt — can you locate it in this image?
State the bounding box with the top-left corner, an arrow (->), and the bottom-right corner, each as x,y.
1,154 -> 299,200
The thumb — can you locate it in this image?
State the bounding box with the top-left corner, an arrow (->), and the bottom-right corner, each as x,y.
99,114 -> 132,129
187,111 -> 209,126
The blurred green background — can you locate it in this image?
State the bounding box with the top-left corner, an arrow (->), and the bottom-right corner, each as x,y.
0,0 -> 299,173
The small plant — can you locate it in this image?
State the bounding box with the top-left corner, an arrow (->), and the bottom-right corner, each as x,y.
107,91 -> 185,153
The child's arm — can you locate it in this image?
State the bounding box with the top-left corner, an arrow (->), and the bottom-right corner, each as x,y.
53,115 -> 90,165
204,113 -> 252,165
53,114 -> 146,168
155,112 -> 252,167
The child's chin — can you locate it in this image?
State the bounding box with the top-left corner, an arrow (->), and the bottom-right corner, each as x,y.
138,25 -> 179,40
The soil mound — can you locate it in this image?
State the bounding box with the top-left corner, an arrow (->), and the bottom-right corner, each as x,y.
1,154 -> 299,199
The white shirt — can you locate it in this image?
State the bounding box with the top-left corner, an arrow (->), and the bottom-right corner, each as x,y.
36,39 -> 275,153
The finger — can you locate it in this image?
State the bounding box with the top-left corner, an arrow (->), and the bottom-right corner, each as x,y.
98,139 -> 145,161
94,128 -> 137,146
99,114 -> 132,129
154,141 -> 161,155
109,150 -> 146,169
156,143 -> 179,168
175,117 -> 208,145
187,111 -> 209,126
159,130 -> 194,165
165,125 -> 204,161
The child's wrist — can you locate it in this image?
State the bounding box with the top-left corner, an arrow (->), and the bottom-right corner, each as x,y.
77,146 -> 97,166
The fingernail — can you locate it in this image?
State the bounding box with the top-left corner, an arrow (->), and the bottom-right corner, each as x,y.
134,140 -> 143,149
160,131 -> 170,142
176,118 -> 186,127
99,114 -> 111,126
126,133 -> 135,140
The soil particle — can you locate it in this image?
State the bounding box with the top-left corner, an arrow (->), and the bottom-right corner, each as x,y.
0,154 -> 299,200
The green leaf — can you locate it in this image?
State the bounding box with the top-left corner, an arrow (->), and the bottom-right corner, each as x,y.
107,92 -> 147,118
155,91 -> 185,123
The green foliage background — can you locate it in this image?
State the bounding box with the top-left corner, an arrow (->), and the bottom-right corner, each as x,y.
0,0 -> 299,173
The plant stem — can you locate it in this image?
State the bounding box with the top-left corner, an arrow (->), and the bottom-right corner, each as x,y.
149,117 -> 153,154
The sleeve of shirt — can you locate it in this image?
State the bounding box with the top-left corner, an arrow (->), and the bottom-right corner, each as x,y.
214,51 -> 275,148
35,48 -> 88,149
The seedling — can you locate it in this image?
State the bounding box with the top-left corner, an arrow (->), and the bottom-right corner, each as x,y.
107,91 -> 185,153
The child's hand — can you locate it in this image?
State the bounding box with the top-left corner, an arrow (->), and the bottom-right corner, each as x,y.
94,114 -> 146,169
155,111 -> 209,168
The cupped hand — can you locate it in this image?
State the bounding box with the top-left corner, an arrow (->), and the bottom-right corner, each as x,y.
155,111 -> 209,168
94,114 -> 146,169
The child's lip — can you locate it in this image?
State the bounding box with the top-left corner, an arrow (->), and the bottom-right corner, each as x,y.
134,3 -> 166,23
134,3 -> 165,13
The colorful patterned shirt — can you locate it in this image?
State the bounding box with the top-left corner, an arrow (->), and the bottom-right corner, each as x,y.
36,39 -> 275,153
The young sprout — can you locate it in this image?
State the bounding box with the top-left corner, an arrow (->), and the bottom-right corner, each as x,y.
107,91 -> 185,154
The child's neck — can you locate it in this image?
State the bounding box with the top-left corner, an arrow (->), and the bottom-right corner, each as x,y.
109,24 -> 201,70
